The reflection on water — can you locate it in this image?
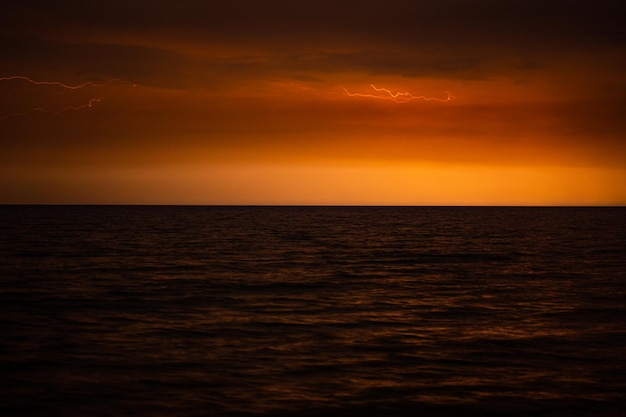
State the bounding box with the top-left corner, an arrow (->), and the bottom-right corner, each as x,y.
1,206 -> 625,416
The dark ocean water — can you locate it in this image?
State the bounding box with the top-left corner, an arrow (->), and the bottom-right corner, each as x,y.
1,206 -> 625,417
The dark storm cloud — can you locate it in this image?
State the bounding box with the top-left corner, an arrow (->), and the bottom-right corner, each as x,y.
199,50 -> 483,84
4,1 -> 624,56
312,50 -> 483,78
1,0 -> 623,91
0,36 -> 193,88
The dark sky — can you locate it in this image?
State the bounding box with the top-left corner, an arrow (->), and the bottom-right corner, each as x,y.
1,1 -> 625,204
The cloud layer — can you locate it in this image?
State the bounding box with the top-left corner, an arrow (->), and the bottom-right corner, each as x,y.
1,0 -> 625,204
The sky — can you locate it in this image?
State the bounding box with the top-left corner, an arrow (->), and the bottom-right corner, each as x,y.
1,0 -> 625,205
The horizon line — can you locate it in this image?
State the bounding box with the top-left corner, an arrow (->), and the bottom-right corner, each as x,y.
1,204 -> 624,208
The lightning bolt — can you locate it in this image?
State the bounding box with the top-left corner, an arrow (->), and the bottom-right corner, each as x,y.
0,75 -> 132,90
0,107 -> 46,121
0,97 -> 105,121
0,75 -> 135,121
342,84 -> 455,103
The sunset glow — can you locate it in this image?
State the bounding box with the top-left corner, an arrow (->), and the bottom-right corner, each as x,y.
1,1 -> 624,205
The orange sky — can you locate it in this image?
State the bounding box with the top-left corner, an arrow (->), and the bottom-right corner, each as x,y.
1,1 -> 625,205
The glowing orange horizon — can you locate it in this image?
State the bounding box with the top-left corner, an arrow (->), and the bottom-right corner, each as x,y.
1,74 -> 624,206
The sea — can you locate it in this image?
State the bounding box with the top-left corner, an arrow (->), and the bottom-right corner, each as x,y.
1,206 -> 625,417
